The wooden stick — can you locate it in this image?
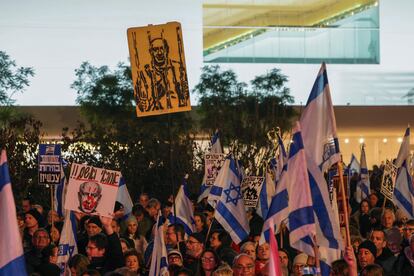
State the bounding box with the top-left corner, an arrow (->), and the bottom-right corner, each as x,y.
50,185 -> 54,226
337,162 -> 351,247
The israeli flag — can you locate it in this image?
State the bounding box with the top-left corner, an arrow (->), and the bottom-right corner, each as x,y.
348,154 -> 360,174
393,128 -> 414,218
56,210 -> 78,275
116,177 -> 134,219
54,163 -> 66,217
300,62 -> 341,173
169,178 -> 195,236
300,63 -> 344,274
198,130 -> 223,202
257,165 -> 276,219
213,155 -> 250,244
0,150 -> 27,276
149,211 -> 169,276
356,144 -> 370,203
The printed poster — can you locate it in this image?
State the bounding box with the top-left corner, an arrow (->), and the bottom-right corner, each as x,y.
204,153 -> 225,186
38,144 -> 62,185
127,22 -> 191,117
241,176 -> 264,208
380,160 -> 397,201
64,163 -> 121,218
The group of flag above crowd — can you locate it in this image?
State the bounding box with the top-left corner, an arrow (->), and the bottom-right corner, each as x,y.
1,62 -> 414,276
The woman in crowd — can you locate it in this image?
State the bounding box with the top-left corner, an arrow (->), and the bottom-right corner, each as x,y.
200,249 -> 221,276
240,241 -> 256,261
255,242 -> 270,275
350,199 -> 371,238
194,212 -> 208,237
122,216 -> 148,255
68,254 -> 90,276
124,248 -> 144,275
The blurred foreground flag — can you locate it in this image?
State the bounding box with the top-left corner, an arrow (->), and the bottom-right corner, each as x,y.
0,150 -> 27,276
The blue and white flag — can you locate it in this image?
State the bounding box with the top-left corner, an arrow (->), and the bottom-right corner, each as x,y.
169,178 -> 195,236
149,211 -> 169,276
54,163 -> 66,217
356,144 -> 370,203
116,177 -> 134,220
393,128 -> 414,218
300,62 -> 341,172
348,154 -> 360,175
198,130 -> 223,202
286,122 -> 316,256
0,150 -> 27,276
57,210 -> 78,275
212,155 -> 249,244
276,132 -> 287,182
257,164 -> 276,219
299,63 -> 343,274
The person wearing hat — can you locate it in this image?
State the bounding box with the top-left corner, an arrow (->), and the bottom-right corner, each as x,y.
23,208 -> 45,251
358,240 -> 377,271
292,253 -> 308,276
184,232 -> 205,274
168,249 -> 184,275
77,216 -> 103,255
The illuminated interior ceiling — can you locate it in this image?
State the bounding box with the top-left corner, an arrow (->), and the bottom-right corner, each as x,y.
203,0 -> 378,51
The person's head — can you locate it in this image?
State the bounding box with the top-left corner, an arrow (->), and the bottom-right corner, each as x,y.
41,244 -> 58,264
232,253 -> 255,276
360,263 -> 384,276
120,238 -> 132,253
369,193 -> 379,208
201,249 -> 220,273
168,249 -> 183,267
146,198 -> 161,218
22,197 -> 31,212
194,212 -> 207,232
132,204 -> 145,222
257,242 -> 270,261
32,228 -> 50,250
330,259 -> 349,276
358,240 -> 377,269
48,224 -> 61,244
278,248 -> 290,269
25,208 -> 43,229
161,201 -> 172,218
86,216 -> 102,237
124,249 -> 142,272
403,219 -> 414,240
212,264 -> 233,276
68,254 -> 90,276
385,227 -> 402,255
111,218 -> 120,234
381,208 -> 395,229
86,233 -> 107,260
126,216 -> 138,236
32,204 -> 44,215
210,230 -> 226,250
185,233 -> 204,258
166,224 -> 185,246
138,193 -> 149,208
369,228 -> 386,256
47,210 -> 60,225
240,241 -> 256,261
78,181 -> 102,214
292,253 -> 308,276
360,199 -> 370,215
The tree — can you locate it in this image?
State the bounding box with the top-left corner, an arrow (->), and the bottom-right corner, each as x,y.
193,65 -> 296,173
67,62 -> 201,199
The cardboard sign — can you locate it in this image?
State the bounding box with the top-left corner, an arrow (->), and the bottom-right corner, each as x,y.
64,163 -> 121,218
38,144 -> 62,185
204,153 -> 225,186
127,22 -> 191,117
241,176 -> 264,208
380,160 -> 397,201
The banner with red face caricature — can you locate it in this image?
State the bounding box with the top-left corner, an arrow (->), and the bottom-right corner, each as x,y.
64,163 -> 121,218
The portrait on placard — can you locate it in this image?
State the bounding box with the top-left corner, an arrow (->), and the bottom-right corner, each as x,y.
241,176 -> 264,208
64,163 -> 121,218
127,21 -> 191,117
205,153 -> 225,186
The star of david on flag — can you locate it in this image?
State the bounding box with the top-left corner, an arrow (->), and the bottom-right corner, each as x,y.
224,182 -> 242,206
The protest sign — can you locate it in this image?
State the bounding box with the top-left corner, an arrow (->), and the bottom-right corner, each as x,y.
380,160 -> 397,201
127,22 -> 191,117
38,144 -> 62,185
64,163 -> 121,218
204,153 -> 225,186
241,176 -> 264,208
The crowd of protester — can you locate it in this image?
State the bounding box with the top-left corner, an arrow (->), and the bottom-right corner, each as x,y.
17,163 -> 414,276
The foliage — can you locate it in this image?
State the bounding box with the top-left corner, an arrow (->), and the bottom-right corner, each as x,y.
193,65 -> 296,174
66,62 -> 202,198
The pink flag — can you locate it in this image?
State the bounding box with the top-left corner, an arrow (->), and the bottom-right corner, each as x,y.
269,226 -> 283,276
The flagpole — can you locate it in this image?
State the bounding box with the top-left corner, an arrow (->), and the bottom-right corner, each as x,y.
337,162 -> 351,247
50,185 -> 54,227
312,235 -> 322,276
204,217 -> 215,246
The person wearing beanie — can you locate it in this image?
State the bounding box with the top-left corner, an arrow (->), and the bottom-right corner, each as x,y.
358,240 -> 377,270
77,216 -> 103,255
23,208 -> 45,251
292,253 -> 308,276
184,232 -> 205,274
